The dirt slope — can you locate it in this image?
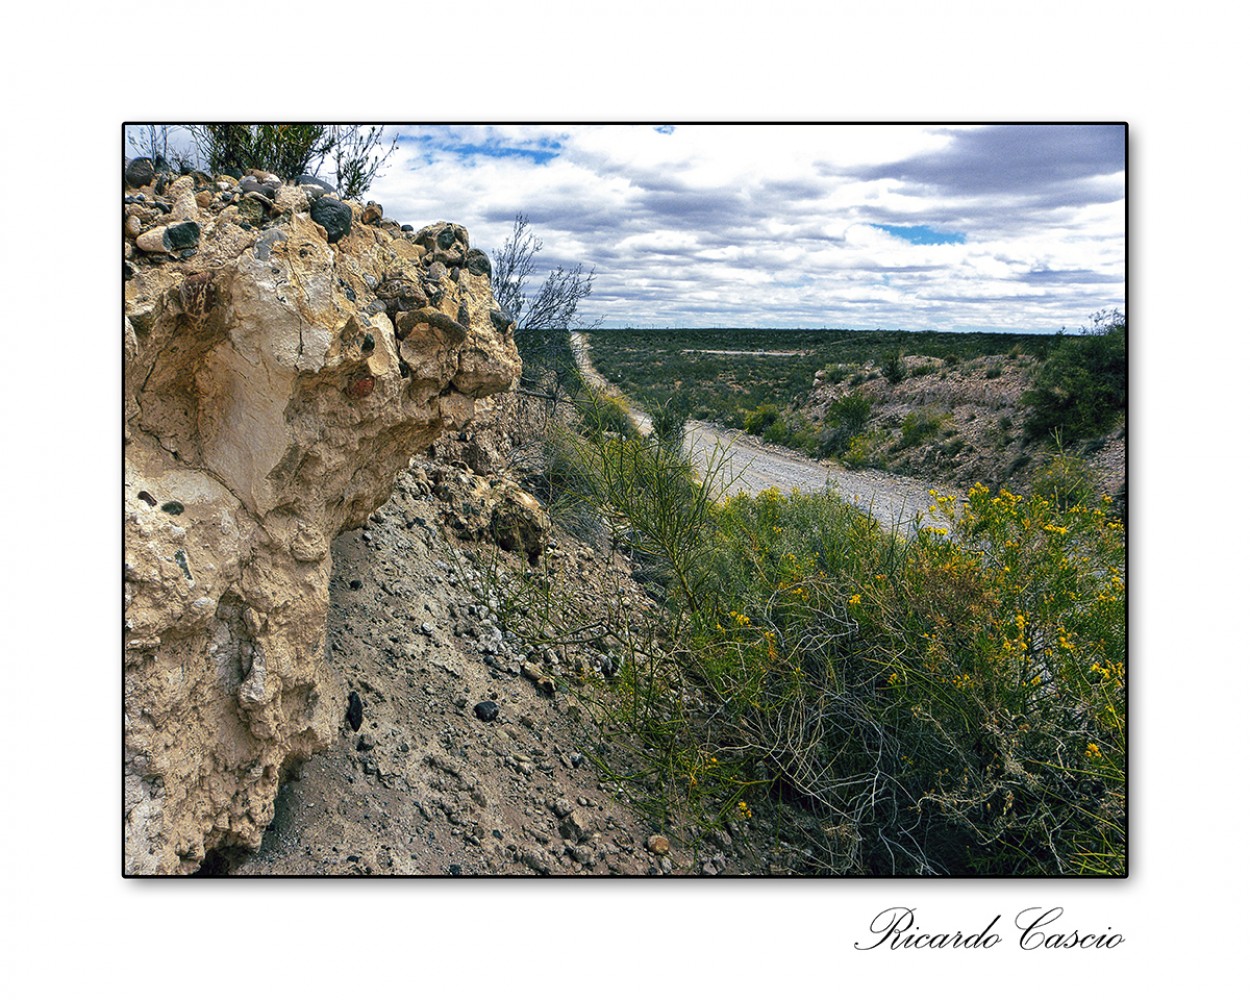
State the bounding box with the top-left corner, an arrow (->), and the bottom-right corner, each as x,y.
229,462 -> 773,876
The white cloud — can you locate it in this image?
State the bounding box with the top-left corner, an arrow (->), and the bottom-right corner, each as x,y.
320,124 -> 1122,332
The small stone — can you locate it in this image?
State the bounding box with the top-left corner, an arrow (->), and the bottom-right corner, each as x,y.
464,248 -> 491,277
125,157 -> 155,189
310,196 -> 353,242
362,201 -> 383,225
559,810 -> 591,842
521,849 -> 551,875
160,501 -> 185,516
474,700 -> 499,722
297,174 -> 333,195
135,227 -> 169,253
239,176 -> 279,199
356,735 -> 375,752
489,309 -> 513,334
420,622 -> 435,636
646,834 -> 670,856
235,196 -> 266,226
346,691 -> 364,732
164,221 -> 201,251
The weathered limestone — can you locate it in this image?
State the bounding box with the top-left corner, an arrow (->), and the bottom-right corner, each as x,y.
124,166 -> 520,874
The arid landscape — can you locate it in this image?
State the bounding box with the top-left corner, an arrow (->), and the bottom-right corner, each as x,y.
122,126 -> 1125,878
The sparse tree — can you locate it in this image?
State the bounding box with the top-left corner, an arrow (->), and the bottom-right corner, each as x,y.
323,125 -> 399,200
126,125 -> 173,169
492,215 -> 596,394
492,214 -> 595,333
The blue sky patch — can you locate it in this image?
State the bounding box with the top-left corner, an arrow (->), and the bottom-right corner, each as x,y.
399,130 -> 562,165
873,223 -> 966,245
654,125 -> 675,135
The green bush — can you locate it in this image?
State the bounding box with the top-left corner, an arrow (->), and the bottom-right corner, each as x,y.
843,431 -> 887,469
574,433 -> 729,619
1029,437 -> 1096,511
186,124 -> 396,198
575,388 -> 637,442
882,348 -> 907,384
527,399 -> 1125,874
819,392 -> 872,458
626,483 -> 1125,874
900,408 -> 949,447
515,327 -> 583,396
646,395 -> 693,452
743,403 -> 782,437
1023,312 -> 1126,442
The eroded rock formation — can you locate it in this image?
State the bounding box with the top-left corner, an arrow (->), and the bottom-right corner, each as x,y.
123,166 -> 520,873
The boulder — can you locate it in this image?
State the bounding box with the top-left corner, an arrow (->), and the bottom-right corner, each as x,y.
124,180 -> 520,874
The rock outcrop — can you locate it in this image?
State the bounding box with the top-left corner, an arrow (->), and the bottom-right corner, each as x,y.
123,164 -> 521,874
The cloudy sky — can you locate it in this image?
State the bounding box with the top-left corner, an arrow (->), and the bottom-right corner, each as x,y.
135,124 -> 1125,334
371,124 -> 1125,334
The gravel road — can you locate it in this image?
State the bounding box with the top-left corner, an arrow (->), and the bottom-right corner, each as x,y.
572,331 -> 959,534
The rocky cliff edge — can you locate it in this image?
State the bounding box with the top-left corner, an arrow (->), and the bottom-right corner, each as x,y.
123,165 -> 520,874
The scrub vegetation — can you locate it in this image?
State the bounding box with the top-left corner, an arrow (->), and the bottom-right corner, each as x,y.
504,326 -> 1127,876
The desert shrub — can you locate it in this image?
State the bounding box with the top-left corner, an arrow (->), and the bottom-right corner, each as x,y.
985,364 -> 1003,379
743,403 -> 782,437
514,327 -> 583,396
939,435 -> 966,457
1023,312 -> 1126,442
900,408 -> 949,447
842,431 -> 888,469
492,215 -> 594,334
646,395 -> 693,452
575,388 -> 637,442
748,411 -> 817,454
882,348 -> 907,384
573,433 -> 730,620
1029,439 -> 1096,511
185,124 -> 395,197
608,482 -> 1125,874
540,390 -> 1124,874
525,424 -> 602,538
819,392 -> 872,458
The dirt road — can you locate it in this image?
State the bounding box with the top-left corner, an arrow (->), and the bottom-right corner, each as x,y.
571,331 -> 958,534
